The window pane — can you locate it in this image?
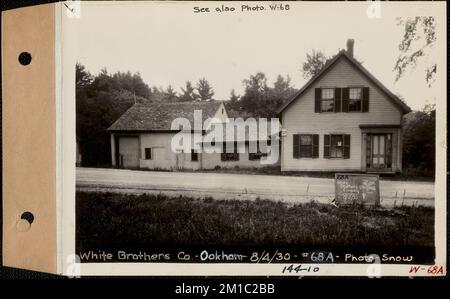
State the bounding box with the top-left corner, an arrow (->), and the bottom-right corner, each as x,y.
348,98 -> 362,111
300,145 -> 312,157
331,135 -> 343,146
330,135 -> 343,158
321,88 -> 334,99
331,147 -> 343,158
349,88 -> 361,99
145,148 -> 152,159
321,99 -> 334,112
300,135 -> 312,145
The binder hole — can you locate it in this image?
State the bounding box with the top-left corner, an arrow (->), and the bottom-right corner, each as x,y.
21,211 -> 34,224
18,52 -> 32,65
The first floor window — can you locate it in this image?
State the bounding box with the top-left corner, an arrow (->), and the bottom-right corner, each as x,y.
293,134 -> 319,158
144,148 -> 152,160
191,150 -> 198,162
221,143 -> 239,161
248,143 -> 269,160
324,134 -> 350,159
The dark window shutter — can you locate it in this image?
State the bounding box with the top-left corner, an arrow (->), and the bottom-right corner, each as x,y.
293,134 -> 300,158
334,88 -> 341,112
362,87 -> 370,112
366,134 -> 371,168
342,88 -> 349,112
343,134 -> 351,159
312,134 -> 319,158
324,135 -> 330,158
314,88 -> 321,113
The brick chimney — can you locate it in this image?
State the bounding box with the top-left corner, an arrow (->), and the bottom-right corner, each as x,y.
346,39 -> 354,57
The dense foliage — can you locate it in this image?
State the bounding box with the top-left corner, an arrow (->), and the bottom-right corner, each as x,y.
402,104 -> 436,176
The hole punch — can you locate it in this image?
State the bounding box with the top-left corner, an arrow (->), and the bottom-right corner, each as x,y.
21,211 -> 34,224
18,52 -> 32,65
16,212 -> 34,232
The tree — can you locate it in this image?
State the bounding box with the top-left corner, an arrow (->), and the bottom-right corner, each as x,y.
76,63 -> 152,166
76,63 -> 93,88
402,104 -> 435,176
164,85 -> 178,101
301,50 -> 329,79
394,16 -> 436,86
179,81 -> 198,102
229,89 -> 240,103
196,78 -> 215,101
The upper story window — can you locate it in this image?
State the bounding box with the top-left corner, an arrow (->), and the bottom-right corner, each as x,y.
320,88 -> 335,112
348,87 -> 362,112
315,87 -> 369,113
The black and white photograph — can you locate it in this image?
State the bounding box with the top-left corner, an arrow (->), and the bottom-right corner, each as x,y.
64,1 -> 446,276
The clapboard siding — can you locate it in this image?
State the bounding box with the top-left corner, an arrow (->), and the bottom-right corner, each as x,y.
281,58 -> 402,171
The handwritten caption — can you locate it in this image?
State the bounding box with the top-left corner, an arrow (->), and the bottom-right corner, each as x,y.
193,3 -> 290,14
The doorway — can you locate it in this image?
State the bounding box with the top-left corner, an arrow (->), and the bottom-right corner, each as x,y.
367,134 -> 392,171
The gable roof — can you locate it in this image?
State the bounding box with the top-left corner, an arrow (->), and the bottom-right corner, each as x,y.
108,101 -> 223,131
277,50 -> 411,114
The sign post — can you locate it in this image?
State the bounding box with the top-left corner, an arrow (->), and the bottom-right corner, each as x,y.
335,173 -> 380,206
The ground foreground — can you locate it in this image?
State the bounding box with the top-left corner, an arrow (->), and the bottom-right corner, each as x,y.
76,191 -> 434,250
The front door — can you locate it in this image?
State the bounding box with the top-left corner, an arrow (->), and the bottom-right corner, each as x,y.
368,134 -> 392,171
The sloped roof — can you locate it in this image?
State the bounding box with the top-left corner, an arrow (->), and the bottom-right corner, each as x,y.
108,101 -> 223,131
277,50 -> 411,114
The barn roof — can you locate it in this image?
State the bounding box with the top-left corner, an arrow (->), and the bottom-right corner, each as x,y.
108,101 -> 223,131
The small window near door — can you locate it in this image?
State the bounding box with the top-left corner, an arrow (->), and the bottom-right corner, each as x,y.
324,134 -> 350,159
144,148 -> 152,160
191,150 -> 198,162
348,87 -> 362,112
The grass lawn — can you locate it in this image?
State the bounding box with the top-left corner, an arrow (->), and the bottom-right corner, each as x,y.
76,191 -> 434,250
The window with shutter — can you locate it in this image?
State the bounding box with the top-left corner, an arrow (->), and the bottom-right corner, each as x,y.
362,87 -> 370,112
348,87 -> 362,112
312,134 -> 319,158
334,88 -> 342,112
314,89 -> 321,113
324,135 -> 330,158
324,134 -> 351,159
293,135 -> 300,158
293,134 -> 318,158
330,135 -> 344,158
343,134 -> 351,159
320,88 -> 335,112
342,88 -> 349,112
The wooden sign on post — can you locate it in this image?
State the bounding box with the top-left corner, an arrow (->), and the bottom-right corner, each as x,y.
335,173 -> 380,206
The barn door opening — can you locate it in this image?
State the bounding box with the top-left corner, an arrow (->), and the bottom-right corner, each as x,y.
118,136 -> 139,168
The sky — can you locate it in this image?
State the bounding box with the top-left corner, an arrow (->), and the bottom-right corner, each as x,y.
71,1 -> 445,110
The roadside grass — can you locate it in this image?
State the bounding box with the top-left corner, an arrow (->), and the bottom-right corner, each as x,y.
76,191 -> 434,249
